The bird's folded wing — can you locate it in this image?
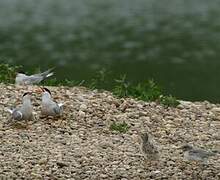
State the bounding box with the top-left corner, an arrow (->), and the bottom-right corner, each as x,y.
13,110 -> 23,120
53,106 -> 61,114
189,149 -> 212,158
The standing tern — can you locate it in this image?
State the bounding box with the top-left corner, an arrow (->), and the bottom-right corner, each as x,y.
37,87 -> 63,117
6,92 -> 34,122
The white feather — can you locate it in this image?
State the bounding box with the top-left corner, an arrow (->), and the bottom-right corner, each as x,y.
58,103 -> 63,108
6,108 -> 13,114
46,72 -> 54,78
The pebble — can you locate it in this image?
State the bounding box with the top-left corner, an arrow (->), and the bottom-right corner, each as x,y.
78,110 -> 86,118
211,107 -> 220,113
80,104 -> 87,111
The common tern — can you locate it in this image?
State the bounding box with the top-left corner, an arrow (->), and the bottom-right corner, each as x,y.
6,92 -> 34,122
15,68 -> 54,85
180,144 -> 218,163
38,87 -> 63,117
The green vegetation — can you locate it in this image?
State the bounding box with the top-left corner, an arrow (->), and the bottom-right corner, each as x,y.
0,63 -> 179,107
112,75 -> 179,107
0,64 -> 21,83
109,121 -> 129,133
113,75 -> 130,98
132,80 -> 162,101
88,69 -> 109,90
41,78 -> 83,87
159,95 -> 180,107
113,76 -> 162,101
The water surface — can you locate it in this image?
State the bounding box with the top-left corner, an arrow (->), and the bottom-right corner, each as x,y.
0,0 -> 220,102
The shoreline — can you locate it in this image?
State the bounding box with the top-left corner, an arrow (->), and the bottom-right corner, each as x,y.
0,84 -> 219,179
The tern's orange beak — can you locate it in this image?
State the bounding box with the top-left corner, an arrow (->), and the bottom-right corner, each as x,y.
34,87 -> 44,94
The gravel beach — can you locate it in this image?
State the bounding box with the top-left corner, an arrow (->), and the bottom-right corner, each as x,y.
0,84 -> 219,179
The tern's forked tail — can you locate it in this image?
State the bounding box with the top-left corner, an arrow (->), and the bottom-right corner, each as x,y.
58,103 -> 64,108
6,108 -> 13,114
46,72 -> 54,78
40,67 -> 55,78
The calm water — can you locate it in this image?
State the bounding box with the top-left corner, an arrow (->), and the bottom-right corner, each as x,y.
0,0 -> 220,102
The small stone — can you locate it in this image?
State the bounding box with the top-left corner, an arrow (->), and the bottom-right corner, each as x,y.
167,161 -> 175,166
100,174 -> 108,178
212,107 -> 220,113
38,158 -> 48,165
80,104 -> 87,111
78,110 -> 86,118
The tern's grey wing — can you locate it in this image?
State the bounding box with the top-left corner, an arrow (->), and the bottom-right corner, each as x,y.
27,75 -> 44,84
189,149 -> 215,158
53,104 -> 61,115
16,75 -> 42,85
28,69 -> 54,84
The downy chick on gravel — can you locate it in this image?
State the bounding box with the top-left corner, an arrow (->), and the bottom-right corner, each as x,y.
15,68 -> 54,85
180,144 -> 219,164
38,87 -> 63,117
6,92 -> 34,122
139,132 -> 160,160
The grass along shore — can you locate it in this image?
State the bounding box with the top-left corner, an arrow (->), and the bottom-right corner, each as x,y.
0,63 -> 179,107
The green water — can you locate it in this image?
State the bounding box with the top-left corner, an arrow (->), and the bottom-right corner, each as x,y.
0,0 -> 220,102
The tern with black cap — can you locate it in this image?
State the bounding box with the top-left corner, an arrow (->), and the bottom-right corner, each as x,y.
15,68 -> 54,85
6,92 -> 34,122
37,87 -> 63,117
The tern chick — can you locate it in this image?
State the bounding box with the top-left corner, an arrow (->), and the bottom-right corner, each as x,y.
38,87 -> 63,117
6,92 -> 34,122
180,144 -> 218,163
15,68 -> 54,85
139,132 -> 159,160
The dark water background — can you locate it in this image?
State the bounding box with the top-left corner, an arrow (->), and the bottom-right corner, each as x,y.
0,0 -> 220,102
